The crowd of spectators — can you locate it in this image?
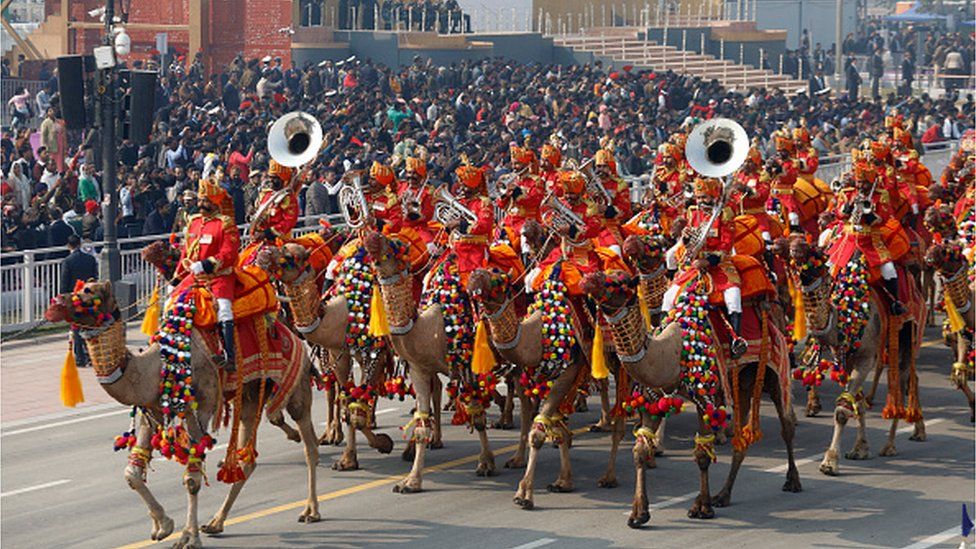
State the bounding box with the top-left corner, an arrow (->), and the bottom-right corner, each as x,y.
1,53 -> 972,253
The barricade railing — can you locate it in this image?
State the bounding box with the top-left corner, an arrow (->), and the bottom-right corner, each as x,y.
0,213 -> 344,334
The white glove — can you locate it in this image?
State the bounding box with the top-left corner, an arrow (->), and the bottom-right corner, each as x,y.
911,204 -> 919,215
190,261 -> 205,275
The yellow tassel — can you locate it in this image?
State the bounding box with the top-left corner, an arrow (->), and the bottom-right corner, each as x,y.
368,284 -> 391,337
790,278 -> 807,341
636,283 -> 652,330
945,295 -> 965,334
591,324 -> 609,379
140,286 -> 161,337
60,346 -> 84,408
471,320 -> 495,375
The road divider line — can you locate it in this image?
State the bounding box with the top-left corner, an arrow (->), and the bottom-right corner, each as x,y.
507,538 -> 557,549
899,525 -> 959,549
115,426 -> 593,549
2,409 -> 131,437
763,417 -> 945,474
1,479 -> 71,498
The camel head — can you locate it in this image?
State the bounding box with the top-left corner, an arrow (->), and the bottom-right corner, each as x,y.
363,231 -> 410,278
258,242 -> 311,284
45,280 -> 118,328
787,236 -> 828,286
317,223 -> 346,255
922,204 -> 957,242
924,240 -> 967,274
622,234 -> 667,275
466,268 -> 510,313
818,210 -> 837,232
581,270 -> 636,312
140,240 -> 180,282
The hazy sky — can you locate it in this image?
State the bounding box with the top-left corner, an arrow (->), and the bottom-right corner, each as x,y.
457,0 -> 535,32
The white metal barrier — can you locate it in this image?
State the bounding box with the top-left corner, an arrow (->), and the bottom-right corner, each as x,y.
0,213 -> 344,334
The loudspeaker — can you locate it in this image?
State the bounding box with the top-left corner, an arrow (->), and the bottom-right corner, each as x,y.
57,55 -> 86,129
128,70 -> 157,146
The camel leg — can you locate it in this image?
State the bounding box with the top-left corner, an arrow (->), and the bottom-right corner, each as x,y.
288,377 -> 321,523
430,376 -> 444,449
589,378 -> 611,432
493,376 -> 516,429
547,421 -> 574,493
124,418 -> 174,541
627,411 -> 654,528
864,362 -> 885,408
879,418 -> 900,456
806,386 -> 822,417
768,367 -> 802,492
332,418 -> 360,471
202,397 -> 260,535
712,364 -> 755,507
597,412 -> 626,488
687,414 -> 716,519
268,409 -> 302,443
174,411 -> 215,549
473,410 -> 497,477
318,382 -> 344,446
394,369 -> 433,494
822,363 -> 868,475
514,420 -> 543,510
505,390 -> 534,469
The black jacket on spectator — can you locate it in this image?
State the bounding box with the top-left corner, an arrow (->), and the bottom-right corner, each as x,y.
60,249 -> 98,293
48,219 -> 75,248
142,208 -> 171,236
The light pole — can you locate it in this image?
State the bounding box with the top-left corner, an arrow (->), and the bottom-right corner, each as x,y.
99,0 -> 121,282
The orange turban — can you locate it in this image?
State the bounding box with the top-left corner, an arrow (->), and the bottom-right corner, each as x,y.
870,140 -> 890,161
405,157 -> 427,178
594,149 -> 617,172
774,131 -> 795,153
540,144 -> 561,167
693,177 -> 721,199
510,145 -> 536,165
455,165 -> 485,190
198,178 -> 229,206
852,161 -> 876,183
558,170 -> 586,195
792,127 -> 810,145
268,159 -> 294,184
746,146 -> 762,166
884,115 -> 904,130
370,161 -> 395,186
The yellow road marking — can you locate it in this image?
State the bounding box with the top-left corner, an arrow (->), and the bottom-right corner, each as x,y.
115,426 -> 591,549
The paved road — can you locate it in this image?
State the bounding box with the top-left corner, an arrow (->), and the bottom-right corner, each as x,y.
1,325 -> 973,549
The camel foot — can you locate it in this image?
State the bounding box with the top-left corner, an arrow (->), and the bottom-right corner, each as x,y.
588,420 -> 610,433
715,428 -> 730,446
575,399 -> 589,413
597,474 -> 618,488
331,456 -> 360,471
475,457 -> 497,477
687,496 -> 715,519
546,479 -> 574,493
153,515 -> 176,540
627,511 -> 650,529
513,496 -> 535,510
317,428 -> 343,446
711,490 -> 732,508
653,445 -> 665,457
820,449 -> 840,476
402,440 -> 416,462
392,477 -> 423,494
200,516 -> 223,536
282,428 -> 302,443
504,454 -> 527,469
428,438 -> 444,450
806,398 -> 822,417
909,423 -> 926,442
297,506 -> 321,523
491,419 -> 515,430
373,433 -> 394,454
844,441 -> 871,460
878,443 -> 898,457
171,530 -> 202,549
782,471 -> 803,493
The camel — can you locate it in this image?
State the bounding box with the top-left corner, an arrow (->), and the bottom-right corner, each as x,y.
362,231 -> 502,492
787,239 -> 927,477
256,242 -> 399,470
466,268 -> 615,507
44,281 -> 320,549
924,240 -> 975,421
582,271 -> 801,528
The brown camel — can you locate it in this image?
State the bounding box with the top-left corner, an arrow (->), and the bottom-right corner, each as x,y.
363,231 -> 501,492
582,271 -> 801,528
787,240 -> 927,477
467,268 -> 618,506
257,242 -> 399,470
44,281 -> 320,549
924,240 -> 975,421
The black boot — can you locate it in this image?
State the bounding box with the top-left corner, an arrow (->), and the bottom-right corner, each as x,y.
728,312 -> 748,359
763,249 -> 778,283
883,278 -> 906,315
219,320 -> 237,372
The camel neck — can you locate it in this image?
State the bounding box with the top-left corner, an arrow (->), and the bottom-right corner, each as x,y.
284,271 -> 322,333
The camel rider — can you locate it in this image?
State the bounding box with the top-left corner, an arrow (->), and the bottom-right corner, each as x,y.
174,178 -> 240,371
498,143 -> 545,253
663,177 -> 748,358
539,142 -> 562,193
767,130 -> 801,232
733,146 -> 780,273
252,159 -> 300,241
792,127 -> 820,182
439,164 -> 495,286
827,161 -> 906,314
397,156 -> 438,252
592,149 -> 632,254
885,115 -> 913,149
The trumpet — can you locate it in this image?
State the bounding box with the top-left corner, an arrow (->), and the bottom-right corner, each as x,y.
433,187 -> 478,228
338,170 -> 370,229
541,193 -> 585,237
495,165 -> 530,200
401,185 -> 423,220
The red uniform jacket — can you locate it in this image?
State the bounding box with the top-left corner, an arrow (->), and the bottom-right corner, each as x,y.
499,174 -> 545,233
827,187 -> 896,270
254,188 -> 299,238
397,181 -> 436,243
451,196 -> 494,276
175,213 -> 240,300
796,147 -> 819,176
